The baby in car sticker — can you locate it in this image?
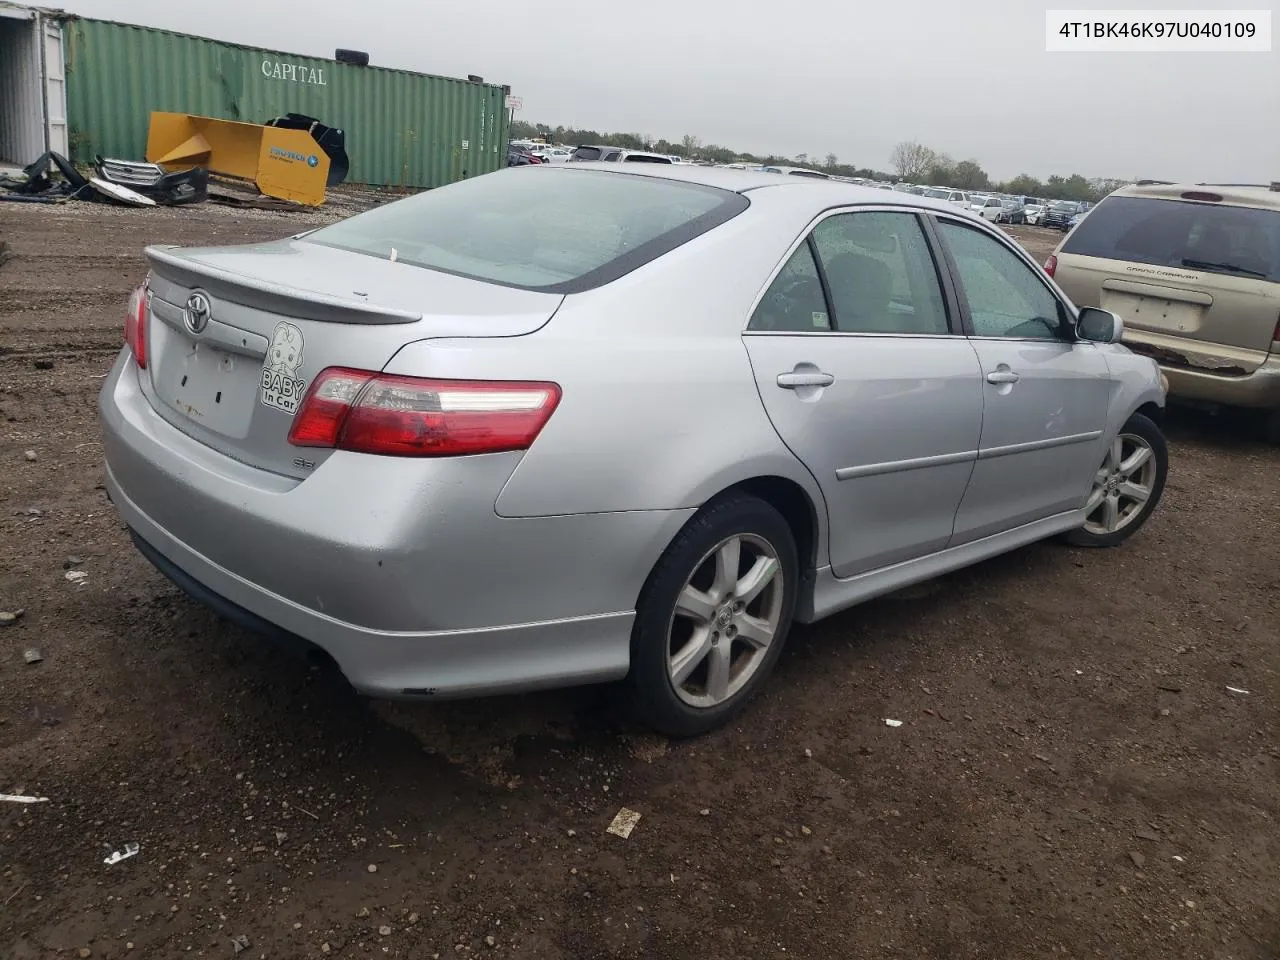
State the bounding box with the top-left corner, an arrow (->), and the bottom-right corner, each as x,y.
260,321 -> 307,414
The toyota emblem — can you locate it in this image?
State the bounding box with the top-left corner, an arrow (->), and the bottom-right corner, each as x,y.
184,292 -> 212,335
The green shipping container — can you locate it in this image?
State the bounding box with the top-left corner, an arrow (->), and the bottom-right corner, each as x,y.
62,17 -> 509,188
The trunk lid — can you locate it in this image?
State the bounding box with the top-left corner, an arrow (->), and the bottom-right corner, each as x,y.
140,239 -> 562,479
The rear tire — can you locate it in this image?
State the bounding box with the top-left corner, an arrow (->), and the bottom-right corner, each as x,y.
627,494 -> 799,737
1065,413 -> 1167,548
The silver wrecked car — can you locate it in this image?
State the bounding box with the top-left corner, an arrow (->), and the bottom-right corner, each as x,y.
100,164 -> 1169,736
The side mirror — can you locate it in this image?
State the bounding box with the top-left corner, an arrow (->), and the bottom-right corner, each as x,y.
1077,306 -> 1124,344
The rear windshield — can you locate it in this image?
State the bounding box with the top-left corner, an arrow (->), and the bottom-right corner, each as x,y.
572,146 -> 602,160
1061,195 -> 1280,283
924,188 -> 950,200
304,168 -> 748,293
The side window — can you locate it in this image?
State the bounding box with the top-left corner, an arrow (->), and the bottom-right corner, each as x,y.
938,221 -> 1066,339
748,242 -> 831,332
811,212 -> 950,334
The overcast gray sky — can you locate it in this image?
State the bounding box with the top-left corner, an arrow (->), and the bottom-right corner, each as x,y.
62,0 -> 1278,182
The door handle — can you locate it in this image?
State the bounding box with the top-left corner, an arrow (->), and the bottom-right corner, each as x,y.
777,371 -> 835,389
985,369 -> 1020,384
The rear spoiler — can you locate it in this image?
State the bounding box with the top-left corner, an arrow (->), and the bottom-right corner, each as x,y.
145,245 -> 423,324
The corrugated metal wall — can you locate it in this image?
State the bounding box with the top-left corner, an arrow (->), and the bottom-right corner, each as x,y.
0,8 -> 44,165
62,18 -> 508,188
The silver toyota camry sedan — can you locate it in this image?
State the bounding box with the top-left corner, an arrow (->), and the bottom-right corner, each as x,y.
100,164 -> 1168,736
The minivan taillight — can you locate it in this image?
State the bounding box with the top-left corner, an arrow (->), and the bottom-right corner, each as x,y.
288,367 -> 562,457
125,282 -> 148,369
1044,254 -> 1058,278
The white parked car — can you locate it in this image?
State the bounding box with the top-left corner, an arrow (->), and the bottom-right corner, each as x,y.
970,196 -> 1004,222
618,150 -> 675,164
923,187 -> 969,209
760,165 -> 831,180
1024,201 -> 1047,225
533,147 -> 572,164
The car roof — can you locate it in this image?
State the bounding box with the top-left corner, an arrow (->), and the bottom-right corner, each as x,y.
1113,181 -> 1280,212
534,162 -> 971,216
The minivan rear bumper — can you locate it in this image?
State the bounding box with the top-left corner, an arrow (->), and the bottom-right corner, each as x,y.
1125,341 -> 1280,408
1160,359 -> 1280,408
99,350 -> 693,698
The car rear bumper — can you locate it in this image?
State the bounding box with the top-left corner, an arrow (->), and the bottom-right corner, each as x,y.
99,351 -> 694,698
1121,334 -> 1280,408
1157,355 -> 1280,408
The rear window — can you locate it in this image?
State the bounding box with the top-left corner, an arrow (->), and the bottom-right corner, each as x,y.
304,168 -> 749,293
1061,195 -> 1280,283
572,146 -> 602,161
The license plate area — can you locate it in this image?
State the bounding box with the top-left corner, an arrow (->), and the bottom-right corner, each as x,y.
1101,290 -> 1206,335
150,322 -> 260,439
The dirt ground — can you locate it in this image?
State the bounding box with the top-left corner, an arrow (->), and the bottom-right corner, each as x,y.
1,199 -> 1278,960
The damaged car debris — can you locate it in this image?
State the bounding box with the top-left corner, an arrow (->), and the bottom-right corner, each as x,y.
0,151 -> 207,207
1,151 -> 93,202
94,157 -> 210,205
2,105 -> 345,211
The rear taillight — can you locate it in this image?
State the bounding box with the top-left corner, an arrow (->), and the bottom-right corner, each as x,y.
288,367 -> 561,457
125,282 -> 148,369
1044,254 -> 1058,278
1273,313 -> 1280,344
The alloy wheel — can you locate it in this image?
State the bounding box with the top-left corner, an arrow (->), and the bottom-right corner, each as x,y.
665,534 -> 784,708
1083,433 -> 1158,535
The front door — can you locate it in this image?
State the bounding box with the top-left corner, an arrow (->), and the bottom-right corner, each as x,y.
743,209 -> 984,579
934,218 -> 1114,543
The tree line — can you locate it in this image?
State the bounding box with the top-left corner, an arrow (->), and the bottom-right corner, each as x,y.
510,121 -> 1129,203
888,141 -> 1128,203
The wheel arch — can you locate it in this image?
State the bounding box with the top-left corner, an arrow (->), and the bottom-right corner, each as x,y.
633,473 -> 826,615
1134,400 -> 1163,426
716,475 -> 821,573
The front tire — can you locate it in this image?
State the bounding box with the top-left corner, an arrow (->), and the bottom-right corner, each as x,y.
1065,413 -> 1167,547
627,494 -> 799,737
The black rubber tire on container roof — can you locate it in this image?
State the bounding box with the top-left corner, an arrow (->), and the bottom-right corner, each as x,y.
627,493 -> 799,737
334,48 -> 370,66
1064,413 -> 1168,548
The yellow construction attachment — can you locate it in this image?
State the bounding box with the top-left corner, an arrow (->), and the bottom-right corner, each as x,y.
146,112 -> 331,207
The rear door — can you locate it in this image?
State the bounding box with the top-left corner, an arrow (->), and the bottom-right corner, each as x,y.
1054,194 -> 1280,373
933,217 -> 1113,542
743,208 -> 984,579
